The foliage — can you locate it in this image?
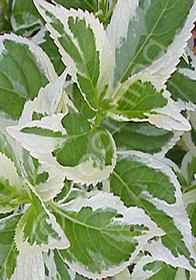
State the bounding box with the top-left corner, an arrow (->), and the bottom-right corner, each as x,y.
0,0 -> 196,279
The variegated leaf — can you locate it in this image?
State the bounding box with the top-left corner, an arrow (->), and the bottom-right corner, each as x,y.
8,111 -> 117,186
144,1 -> 196,88
110,151 -> 196,271
181,152 -> 196,188
0,33 -> 57,119
102,118 -> 180,156
108,0 -> 195,86
12,189 -> 69,280
112,75 -> 191,132
33,0 -> 113,109
11,0 -> 43,35
50,191 -> 163,278
110,80 -> 168,120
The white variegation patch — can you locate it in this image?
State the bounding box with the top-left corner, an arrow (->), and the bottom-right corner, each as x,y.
112,268 -> 130,280
107,0 -> 139,51
130,256 -> 157,280
0,33 -> 57,82
118,151 -> 196,271
11,249 -> 45,280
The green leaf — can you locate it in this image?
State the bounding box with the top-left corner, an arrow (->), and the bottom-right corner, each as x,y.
167,58 -> 196,105
110,80 -> 167,120
51,192 -> 163,278
0,214 -> 22,279
110,151 -> 196,270
102,118 -> 176,155
61,109 -> 91,136
0,17 -> 11,34
11,0 -> 43,35
0,33 -> 56,119
111,0 -> 194,85
0,152 -> 29,214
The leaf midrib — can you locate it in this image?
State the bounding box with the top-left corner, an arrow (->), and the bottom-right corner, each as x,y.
0,85 -> 27,100
52,204 -> 135,233
119,0 -> 170,83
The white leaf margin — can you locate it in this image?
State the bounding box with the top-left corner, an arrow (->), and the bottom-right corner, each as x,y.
0,33 -> 57,82
59,191 -> 164,278
118,150 -> 196,271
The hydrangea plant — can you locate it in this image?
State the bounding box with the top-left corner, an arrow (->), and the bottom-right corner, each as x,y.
0,0 -> 196,279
